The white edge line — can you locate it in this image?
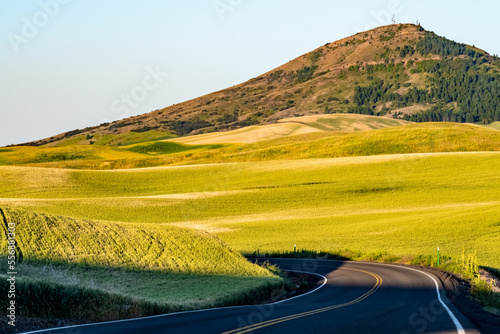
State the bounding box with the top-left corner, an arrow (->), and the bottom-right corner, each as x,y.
231,258 -> 465,334
21,270 -> 327,334
270,270 -> 327,305
390,265 -> 466,334
311,259 -> 466,334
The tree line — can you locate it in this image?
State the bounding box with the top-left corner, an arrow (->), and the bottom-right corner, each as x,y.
349,33 -> 500,124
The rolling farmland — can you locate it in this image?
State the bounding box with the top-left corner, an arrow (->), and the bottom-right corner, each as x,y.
1,152 -> 499,269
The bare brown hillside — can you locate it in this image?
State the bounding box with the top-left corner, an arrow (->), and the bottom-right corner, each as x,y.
21,23 -> 498,147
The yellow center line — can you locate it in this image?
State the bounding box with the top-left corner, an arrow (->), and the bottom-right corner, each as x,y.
221,268 -> 382,334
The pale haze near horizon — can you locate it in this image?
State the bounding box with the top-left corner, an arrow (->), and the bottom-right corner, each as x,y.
0,0 -> 499,146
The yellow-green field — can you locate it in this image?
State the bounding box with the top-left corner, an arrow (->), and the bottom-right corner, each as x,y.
487,121 -> 500,131
2,121 -> 500,170
1,152 -> 499,269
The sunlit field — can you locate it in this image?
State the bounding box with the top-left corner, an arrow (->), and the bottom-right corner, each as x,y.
1,152 -> 499,269
2,121 -> 500,170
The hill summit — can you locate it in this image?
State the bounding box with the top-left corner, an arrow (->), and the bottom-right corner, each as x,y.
22,24 -> 500,147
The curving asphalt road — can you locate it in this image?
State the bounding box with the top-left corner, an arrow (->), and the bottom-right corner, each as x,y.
25,259 -> 481,334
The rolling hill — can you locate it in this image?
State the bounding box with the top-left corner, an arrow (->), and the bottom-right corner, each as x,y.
1,119 -> 499,169
168,114 -> 410,145
0,206 -> 274,276
0,206 -> 281,320
16,23 -> 500,147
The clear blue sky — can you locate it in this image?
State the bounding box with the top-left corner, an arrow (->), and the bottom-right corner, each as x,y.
1,0 -> 499,146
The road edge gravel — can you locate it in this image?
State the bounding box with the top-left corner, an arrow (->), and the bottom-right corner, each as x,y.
420,266 -> 500,334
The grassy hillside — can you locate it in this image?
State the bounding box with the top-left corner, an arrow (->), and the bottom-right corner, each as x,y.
1,153 -> 499,270
166,122 -> 500,164
169,121 -> 322,145
1,121 -> 499,169
279,114 -> 410,131
0,207 -> 273,276
488,122 -> 500,131
0,207 -> 281,321
0,140 -> 218,168
169,114 -> 410,145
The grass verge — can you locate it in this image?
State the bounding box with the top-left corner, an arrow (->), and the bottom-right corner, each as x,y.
0,261 -> 283,323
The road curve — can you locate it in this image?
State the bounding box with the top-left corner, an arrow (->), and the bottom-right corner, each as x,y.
24,259 -> 480,334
